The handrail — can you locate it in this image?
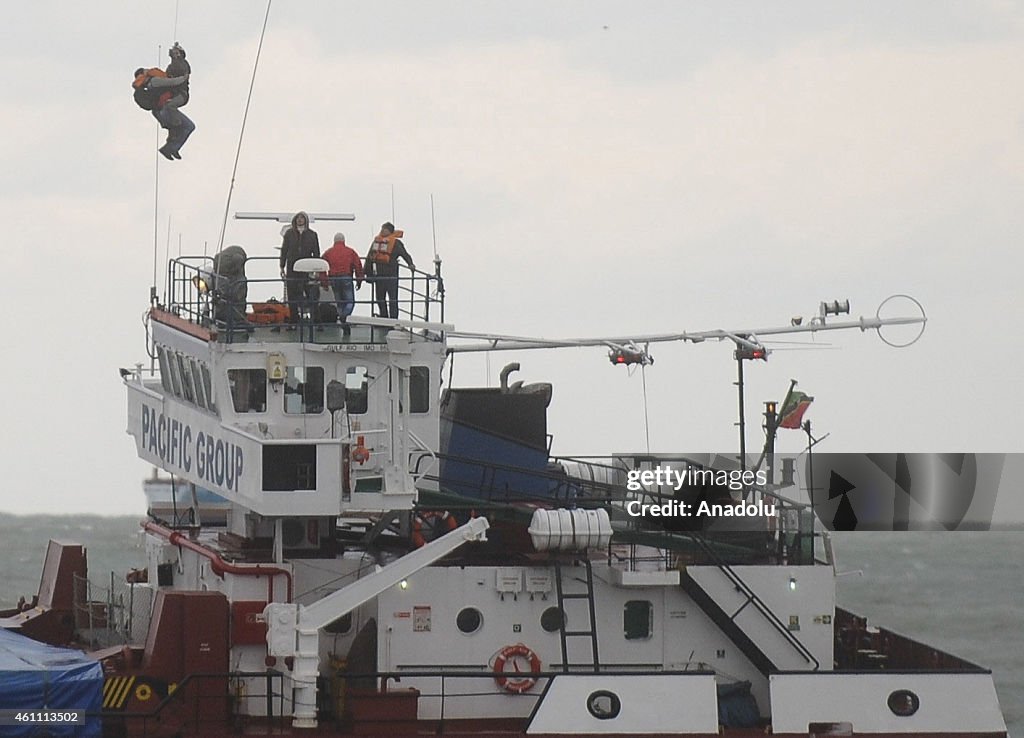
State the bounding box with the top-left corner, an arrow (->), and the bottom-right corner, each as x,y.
408,430 -> 437,484
99,669 -> 287,732
687,532 -> 820,670
144,521 -> 293,602
98,666 -> 714,735
162,255 -> 444,341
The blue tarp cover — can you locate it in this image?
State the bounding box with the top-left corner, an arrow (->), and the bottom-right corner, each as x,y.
0,628 -> 102,736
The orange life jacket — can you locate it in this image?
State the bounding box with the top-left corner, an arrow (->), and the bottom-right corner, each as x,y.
133,68 -> 170,110
368,230 -> 404,264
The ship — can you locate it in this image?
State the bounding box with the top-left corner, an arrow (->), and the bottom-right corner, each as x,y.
0,237 -> 1008,737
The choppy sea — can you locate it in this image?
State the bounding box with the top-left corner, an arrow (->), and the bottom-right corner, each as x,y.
0,516 -> 1020,735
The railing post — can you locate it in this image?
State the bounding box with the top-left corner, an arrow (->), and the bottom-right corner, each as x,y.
439,673 -> 446,731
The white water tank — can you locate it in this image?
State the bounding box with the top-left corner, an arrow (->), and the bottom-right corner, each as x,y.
528,508 -> 612,551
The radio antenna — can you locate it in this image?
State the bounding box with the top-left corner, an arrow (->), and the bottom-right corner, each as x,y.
217,0 -> 273,253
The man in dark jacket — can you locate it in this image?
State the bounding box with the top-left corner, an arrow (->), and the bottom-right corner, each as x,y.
154,42 -> 194,160
279,211 -> 321,326
364,222 -> 414,319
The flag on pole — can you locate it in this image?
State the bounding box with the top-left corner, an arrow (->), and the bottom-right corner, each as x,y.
779,390 -> 813,429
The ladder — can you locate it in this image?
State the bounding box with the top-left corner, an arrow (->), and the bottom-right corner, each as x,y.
553,559 -> 600,672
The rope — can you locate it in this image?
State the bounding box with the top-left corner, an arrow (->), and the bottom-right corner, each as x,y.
151,46 -> 162,304
641,364 -> 651,453
217,0 -> 273,253
430,193 -> 438,261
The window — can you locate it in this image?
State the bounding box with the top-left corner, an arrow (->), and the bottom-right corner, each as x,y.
157,346 -> 173,395
887,690 -> 920,717
263,444 -> 316,490
410,366 -> 430,413
623,600 -> 653,640
586,691 -> 621,720
190,359 -> 208,410
166,351 -> 184,398
345,366 -> 368,415
162,350 -> 183,397
201,364 -> 216,412
228,369 -> 267,413
285,366 -> 324,414
456,607 -> 483,634
540,607 -> 565,633
176,354 -> 196,404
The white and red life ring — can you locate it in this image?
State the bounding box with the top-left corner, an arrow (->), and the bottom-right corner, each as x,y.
493,643 -> 541,694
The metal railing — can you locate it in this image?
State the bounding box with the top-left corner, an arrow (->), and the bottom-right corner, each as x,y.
73,573 -> 153,649
162,255 -> 444,343
685,533 -> 820,670
97,670 -> 287,737
95,667 -> 711,736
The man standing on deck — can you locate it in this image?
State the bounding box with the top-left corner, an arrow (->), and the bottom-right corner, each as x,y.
365,222 -> 414,320
321,233 -> 364,335
279,212 -> 321,328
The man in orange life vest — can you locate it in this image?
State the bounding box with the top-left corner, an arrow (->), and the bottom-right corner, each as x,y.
364,222 -> 414,319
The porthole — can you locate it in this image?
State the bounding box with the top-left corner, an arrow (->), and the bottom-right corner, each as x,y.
540,607 -> 565,633
586,690 -> 621,720
456,607 -> 482,634
887,689 -> 920,716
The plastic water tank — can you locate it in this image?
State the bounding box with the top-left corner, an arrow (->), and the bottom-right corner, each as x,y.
528,508 -> 612,551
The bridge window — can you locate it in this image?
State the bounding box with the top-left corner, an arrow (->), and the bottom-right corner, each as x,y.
345,366 -> 368,415
410,366 -> 430,413
165,349 -> 184,398
228,369 -> 267,413
176,354 -> 196,404
157,346 -> 173,395
189,359 -> 209,410
623,600 -> 653,640
201,364 -> 216,412
285,366 -> 324,414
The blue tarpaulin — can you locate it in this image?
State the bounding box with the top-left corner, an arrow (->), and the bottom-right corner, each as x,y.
0,628 -> 102,737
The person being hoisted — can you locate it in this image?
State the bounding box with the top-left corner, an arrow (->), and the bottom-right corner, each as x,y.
131,42 -> 195,160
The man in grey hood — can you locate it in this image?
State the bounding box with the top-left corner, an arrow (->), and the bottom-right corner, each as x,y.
279,211 -> 321,326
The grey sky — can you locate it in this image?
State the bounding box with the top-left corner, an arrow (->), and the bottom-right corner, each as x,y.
1,2 -> 1021,518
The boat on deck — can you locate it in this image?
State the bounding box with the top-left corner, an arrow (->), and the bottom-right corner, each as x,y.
0,244 -> 1007,737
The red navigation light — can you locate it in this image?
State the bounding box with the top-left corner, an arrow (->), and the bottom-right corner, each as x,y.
608,348 -> 652,366
734,346 -> 768,361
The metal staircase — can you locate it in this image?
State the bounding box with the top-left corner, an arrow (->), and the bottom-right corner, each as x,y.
683,534 -> 819,673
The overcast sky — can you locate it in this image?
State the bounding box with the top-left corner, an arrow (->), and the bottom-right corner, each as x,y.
0,2 -> 1021,519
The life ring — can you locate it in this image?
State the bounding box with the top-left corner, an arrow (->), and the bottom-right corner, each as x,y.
493,643 -> 541,694
411,511 -> 458,548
